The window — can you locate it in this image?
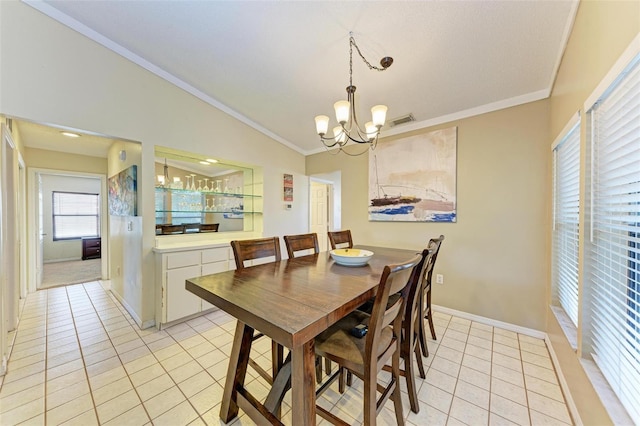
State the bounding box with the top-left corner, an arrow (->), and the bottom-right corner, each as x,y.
585,53 -> 640,424
552,117 -> 581,327
52,191 -> 100,240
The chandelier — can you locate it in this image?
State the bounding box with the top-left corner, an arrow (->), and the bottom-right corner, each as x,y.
314,32 -> 393,155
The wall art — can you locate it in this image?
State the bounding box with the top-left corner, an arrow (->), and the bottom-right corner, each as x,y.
369,127 -> 457,222
108,165 -> 137,216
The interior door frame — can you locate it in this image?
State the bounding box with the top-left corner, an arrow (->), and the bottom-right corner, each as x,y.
0,123 -> 20,375
310,174 -> 341,247
28,168 -> 109,293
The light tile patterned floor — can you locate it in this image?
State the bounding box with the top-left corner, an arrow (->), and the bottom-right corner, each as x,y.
0,282 -> 574,425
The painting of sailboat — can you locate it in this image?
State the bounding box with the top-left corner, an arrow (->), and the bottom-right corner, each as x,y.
369,127 -> 457,222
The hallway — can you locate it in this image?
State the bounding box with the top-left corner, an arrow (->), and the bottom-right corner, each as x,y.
0,282 -> 573,425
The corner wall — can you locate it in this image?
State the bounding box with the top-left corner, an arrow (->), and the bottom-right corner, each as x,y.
307,99 -> 551,331
0,1 -> 309,326
545,0 -> 640,423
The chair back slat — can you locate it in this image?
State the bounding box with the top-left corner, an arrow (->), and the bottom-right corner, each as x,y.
231,237 -> 281,270
328,230 -> 353,249
284,233 -> 319,258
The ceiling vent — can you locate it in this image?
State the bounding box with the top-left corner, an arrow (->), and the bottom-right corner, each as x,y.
389,114 -> 415,127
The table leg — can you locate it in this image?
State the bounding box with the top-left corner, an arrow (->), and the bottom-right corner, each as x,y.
291,339 -> 317,425
220,321 -> 254,423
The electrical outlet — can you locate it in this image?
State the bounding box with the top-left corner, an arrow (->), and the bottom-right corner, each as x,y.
436,274 -> 444,284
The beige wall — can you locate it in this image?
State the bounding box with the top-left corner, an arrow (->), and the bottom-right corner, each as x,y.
308,99 -> 551,331
545,1 -> 640,424
309,1 -> 638,420
24,148 -> 108,174
0,1 -> 309,327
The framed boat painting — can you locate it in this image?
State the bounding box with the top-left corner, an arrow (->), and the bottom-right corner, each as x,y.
368,127 -> 457,222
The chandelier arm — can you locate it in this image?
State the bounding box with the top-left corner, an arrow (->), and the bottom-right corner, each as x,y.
319,134 -> 348,148
339,143 -> 373,156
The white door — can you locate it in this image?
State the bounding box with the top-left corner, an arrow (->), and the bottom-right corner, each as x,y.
310,182 -> 329,252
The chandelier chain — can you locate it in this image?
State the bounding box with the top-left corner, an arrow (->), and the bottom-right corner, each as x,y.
349,36 -> 390,73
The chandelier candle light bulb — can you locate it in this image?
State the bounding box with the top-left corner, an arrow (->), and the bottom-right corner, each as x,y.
334,100 -> 351,124
315,115 -> 329,136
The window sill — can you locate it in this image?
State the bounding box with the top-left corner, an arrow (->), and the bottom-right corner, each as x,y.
550,305 -> 578,351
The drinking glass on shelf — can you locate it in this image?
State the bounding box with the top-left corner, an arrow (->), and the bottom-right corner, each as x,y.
205,198 -> 213,211
185,176 -> 191,191
224,178 -> 231,194
190,174 -> 196,190
215,180 -> 222,193
203,178 -> 210,192
197,180 -> 203,191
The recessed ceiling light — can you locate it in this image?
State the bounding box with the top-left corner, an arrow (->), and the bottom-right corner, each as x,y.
206,158 -> 218,163
199,161 -> 210,165
61,131 -> 81,138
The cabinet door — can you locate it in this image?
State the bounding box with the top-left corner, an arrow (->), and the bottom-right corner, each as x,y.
166,265 -> 202,323
200,261 -> 228,311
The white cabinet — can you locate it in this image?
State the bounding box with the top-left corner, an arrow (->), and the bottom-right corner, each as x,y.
166,265 -> 202,323
157,245 -> 232,327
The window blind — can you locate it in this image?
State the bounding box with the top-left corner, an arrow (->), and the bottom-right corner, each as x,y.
52,191 -> 100,240
552,120 -> 581,327
587,54 -> 640,424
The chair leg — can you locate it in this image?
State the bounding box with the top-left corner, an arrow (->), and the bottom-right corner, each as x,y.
271,341 -> 284,378
338,367 -> 346,394
427,311 -> 437,340
391,349 -> 405,425
419,288 -> 430,357
426,288 -> 437,340
414,341 -> 426,379
363,369 -> 377,426
315,356 -> 323,384
325,358 -> 332,375
404,348 -> 420,414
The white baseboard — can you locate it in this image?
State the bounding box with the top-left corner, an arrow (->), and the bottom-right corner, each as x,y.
432,304 -> 546,339
545,335 -> 583,426
432,304 -> 582,425
109,288 -> 143,328
44,258 -> 81,263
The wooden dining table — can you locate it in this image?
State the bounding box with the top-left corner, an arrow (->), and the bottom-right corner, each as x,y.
185,245 -> 418,425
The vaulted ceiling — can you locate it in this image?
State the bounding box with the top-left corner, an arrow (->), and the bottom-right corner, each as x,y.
20,1 -> 578,156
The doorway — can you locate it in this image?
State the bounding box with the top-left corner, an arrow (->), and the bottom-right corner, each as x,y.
29,169 -> 108,291
310,171 -> 342,252
310,181 -> 330,252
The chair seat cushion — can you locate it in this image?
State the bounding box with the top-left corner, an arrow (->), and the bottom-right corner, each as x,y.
314,310 -> 394,372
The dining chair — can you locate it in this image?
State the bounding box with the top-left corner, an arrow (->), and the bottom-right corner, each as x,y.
199,223 -> 219,233
230,237 -> 284,382
328,229 -> 353,249
314,253 -> 423,426
283,232 -> 333,382
283,233 -> 319,259
419,234 -> 445,358
160,224 -> 185,234
352,246 -> 435,414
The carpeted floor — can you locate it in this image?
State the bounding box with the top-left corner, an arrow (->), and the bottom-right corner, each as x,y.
41,258 -> 102,288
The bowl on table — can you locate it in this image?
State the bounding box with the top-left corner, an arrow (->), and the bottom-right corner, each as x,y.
329,248 -> 374,267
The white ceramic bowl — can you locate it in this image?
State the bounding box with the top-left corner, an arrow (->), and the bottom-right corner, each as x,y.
329,249 -> 374,267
